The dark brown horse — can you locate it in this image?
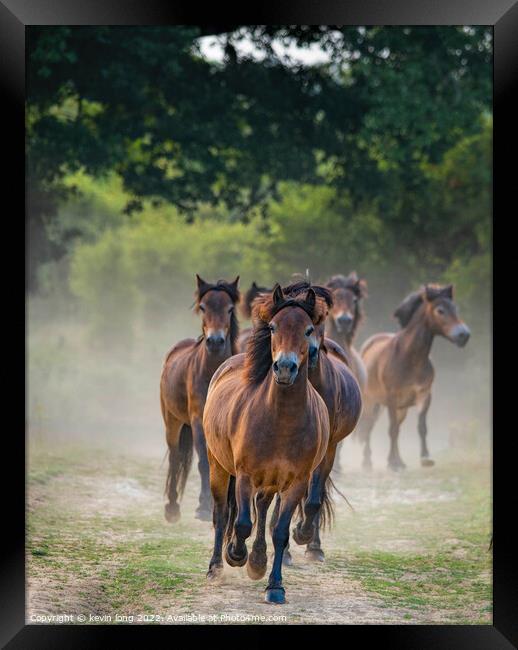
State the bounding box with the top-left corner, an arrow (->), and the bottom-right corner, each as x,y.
160,275 -> 240,522
357,284 -> 470,471
203,285 -> 329,603
325,272 -> 368,390
236,281 -> 272,353
281,281 -> 362,563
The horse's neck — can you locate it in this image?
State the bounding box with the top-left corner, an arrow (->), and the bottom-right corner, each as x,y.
397,312 -> 434,367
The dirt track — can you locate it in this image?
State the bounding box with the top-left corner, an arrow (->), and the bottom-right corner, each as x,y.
27,439 -> 491,625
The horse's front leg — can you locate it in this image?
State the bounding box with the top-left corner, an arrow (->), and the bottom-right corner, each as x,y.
191,417 -> 213,520
247,489 -> 275,579
266,482 -> 307,604
225,473 -> 253,567
387,403 -> 408,471
270,494 -> 293,566
417,392 -> 434,467
206,449 -> 230,581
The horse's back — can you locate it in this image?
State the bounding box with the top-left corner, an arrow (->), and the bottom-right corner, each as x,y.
325,337 -> 352,366
236,328 -> 252,354
204,353 -> 247,475
160,338 -> 198,421
163,338 -> 198,367
360,332 -> 394,361
328,353 -> 363,439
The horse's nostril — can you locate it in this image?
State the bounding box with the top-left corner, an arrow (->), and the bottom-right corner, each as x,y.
273,361 -> 279,373
289,362 -> 298,374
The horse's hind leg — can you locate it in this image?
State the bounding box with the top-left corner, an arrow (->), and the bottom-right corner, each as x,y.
191,418 -> 213,521
247,489 -> 275,580
293,447 -> 334,550
163,409 -> 185,524
225,473 -> 253,567
417,392 -> 434,467
303,446 -> 336,562
266,482 -> 307,604
207,450 -> 230,581
357,401 -> 381,470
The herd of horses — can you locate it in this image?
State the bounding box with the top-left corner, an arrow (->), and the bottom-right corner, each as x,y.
159,273 -> 470,604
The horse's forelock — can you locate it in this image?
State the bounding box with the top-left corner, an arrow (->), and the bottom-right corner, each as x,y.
196,279 -> 240,304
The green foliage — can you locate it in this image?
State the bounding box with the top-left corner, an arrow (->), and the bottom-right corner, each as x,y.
27,26 -> 492,288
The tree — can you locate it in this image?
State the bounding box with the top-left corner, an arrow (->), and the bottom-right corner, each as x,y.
27,26 -> 492,288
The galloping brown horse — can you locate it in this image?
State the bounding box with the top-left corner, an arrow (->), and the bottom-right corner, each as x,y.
357,284 -> 470,471
203,285 -> 329,603
236,281 -> 271,353
282,281 -> 362,563
160,275 -> 240,522
325,272 -> 368,390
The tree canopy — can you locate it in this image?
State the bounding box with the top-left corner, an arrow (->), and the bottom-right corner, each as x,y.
27,26 -> 492,288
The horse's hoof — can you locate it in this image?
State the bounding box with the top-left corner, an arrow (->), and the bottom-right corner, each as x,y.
305,547 -> 325,563
164,503 -> 180,523
292,524 -> 313,546
206,564 -> 223,582
224,542 -> 248,568
421,458 -> 435,467
282,548 -> 293,566
265,587 -> 286,604
388,461 -> 406,472
246,551 -> 267,580
195,506 -> 212,522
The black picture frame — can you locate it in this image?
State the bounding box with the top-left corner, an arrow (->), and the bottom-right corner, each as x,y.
4,1 -> 515,646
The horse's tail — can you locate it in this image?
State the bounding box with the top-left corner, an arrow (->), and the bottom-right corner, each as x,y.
224,475 -> 237,546
165,424 -> 193,501
296,474 -> 353,530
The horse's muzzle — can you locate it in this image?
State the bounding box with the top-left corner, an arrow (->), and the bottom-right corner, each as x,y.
449,324 -> 471,347
206,333 -> 226,353
335,313 -> 353,333
308,344 -> 319,369
273,355 -> 299,385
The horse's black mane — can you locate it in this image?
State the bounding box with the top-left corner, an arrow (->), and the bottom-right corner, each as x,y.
196,279 -> 240,303
326,273 -> 364,297
393,291 -> 424,328
245,290 -> 318,385
283,280 -> 333,308
394,284 -> 454,329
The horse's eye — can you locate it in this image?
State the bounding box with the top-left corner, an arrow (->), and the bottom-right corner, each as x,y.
228,305 -> 234,313
436,307 -> 445,316
305,326 -> 315,337
269,323 -> 276,333
199,304 -> 206,313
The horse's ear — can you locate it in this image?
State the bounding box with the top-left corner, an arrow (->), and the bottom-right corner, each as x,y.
196,274 -> 210,296
305,288 -> 316,309
231,275 -> 240,290
347,271 -> 359,284
358,278 -> 368,298
272,284 -> 284,305
441,284 -> 454,299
